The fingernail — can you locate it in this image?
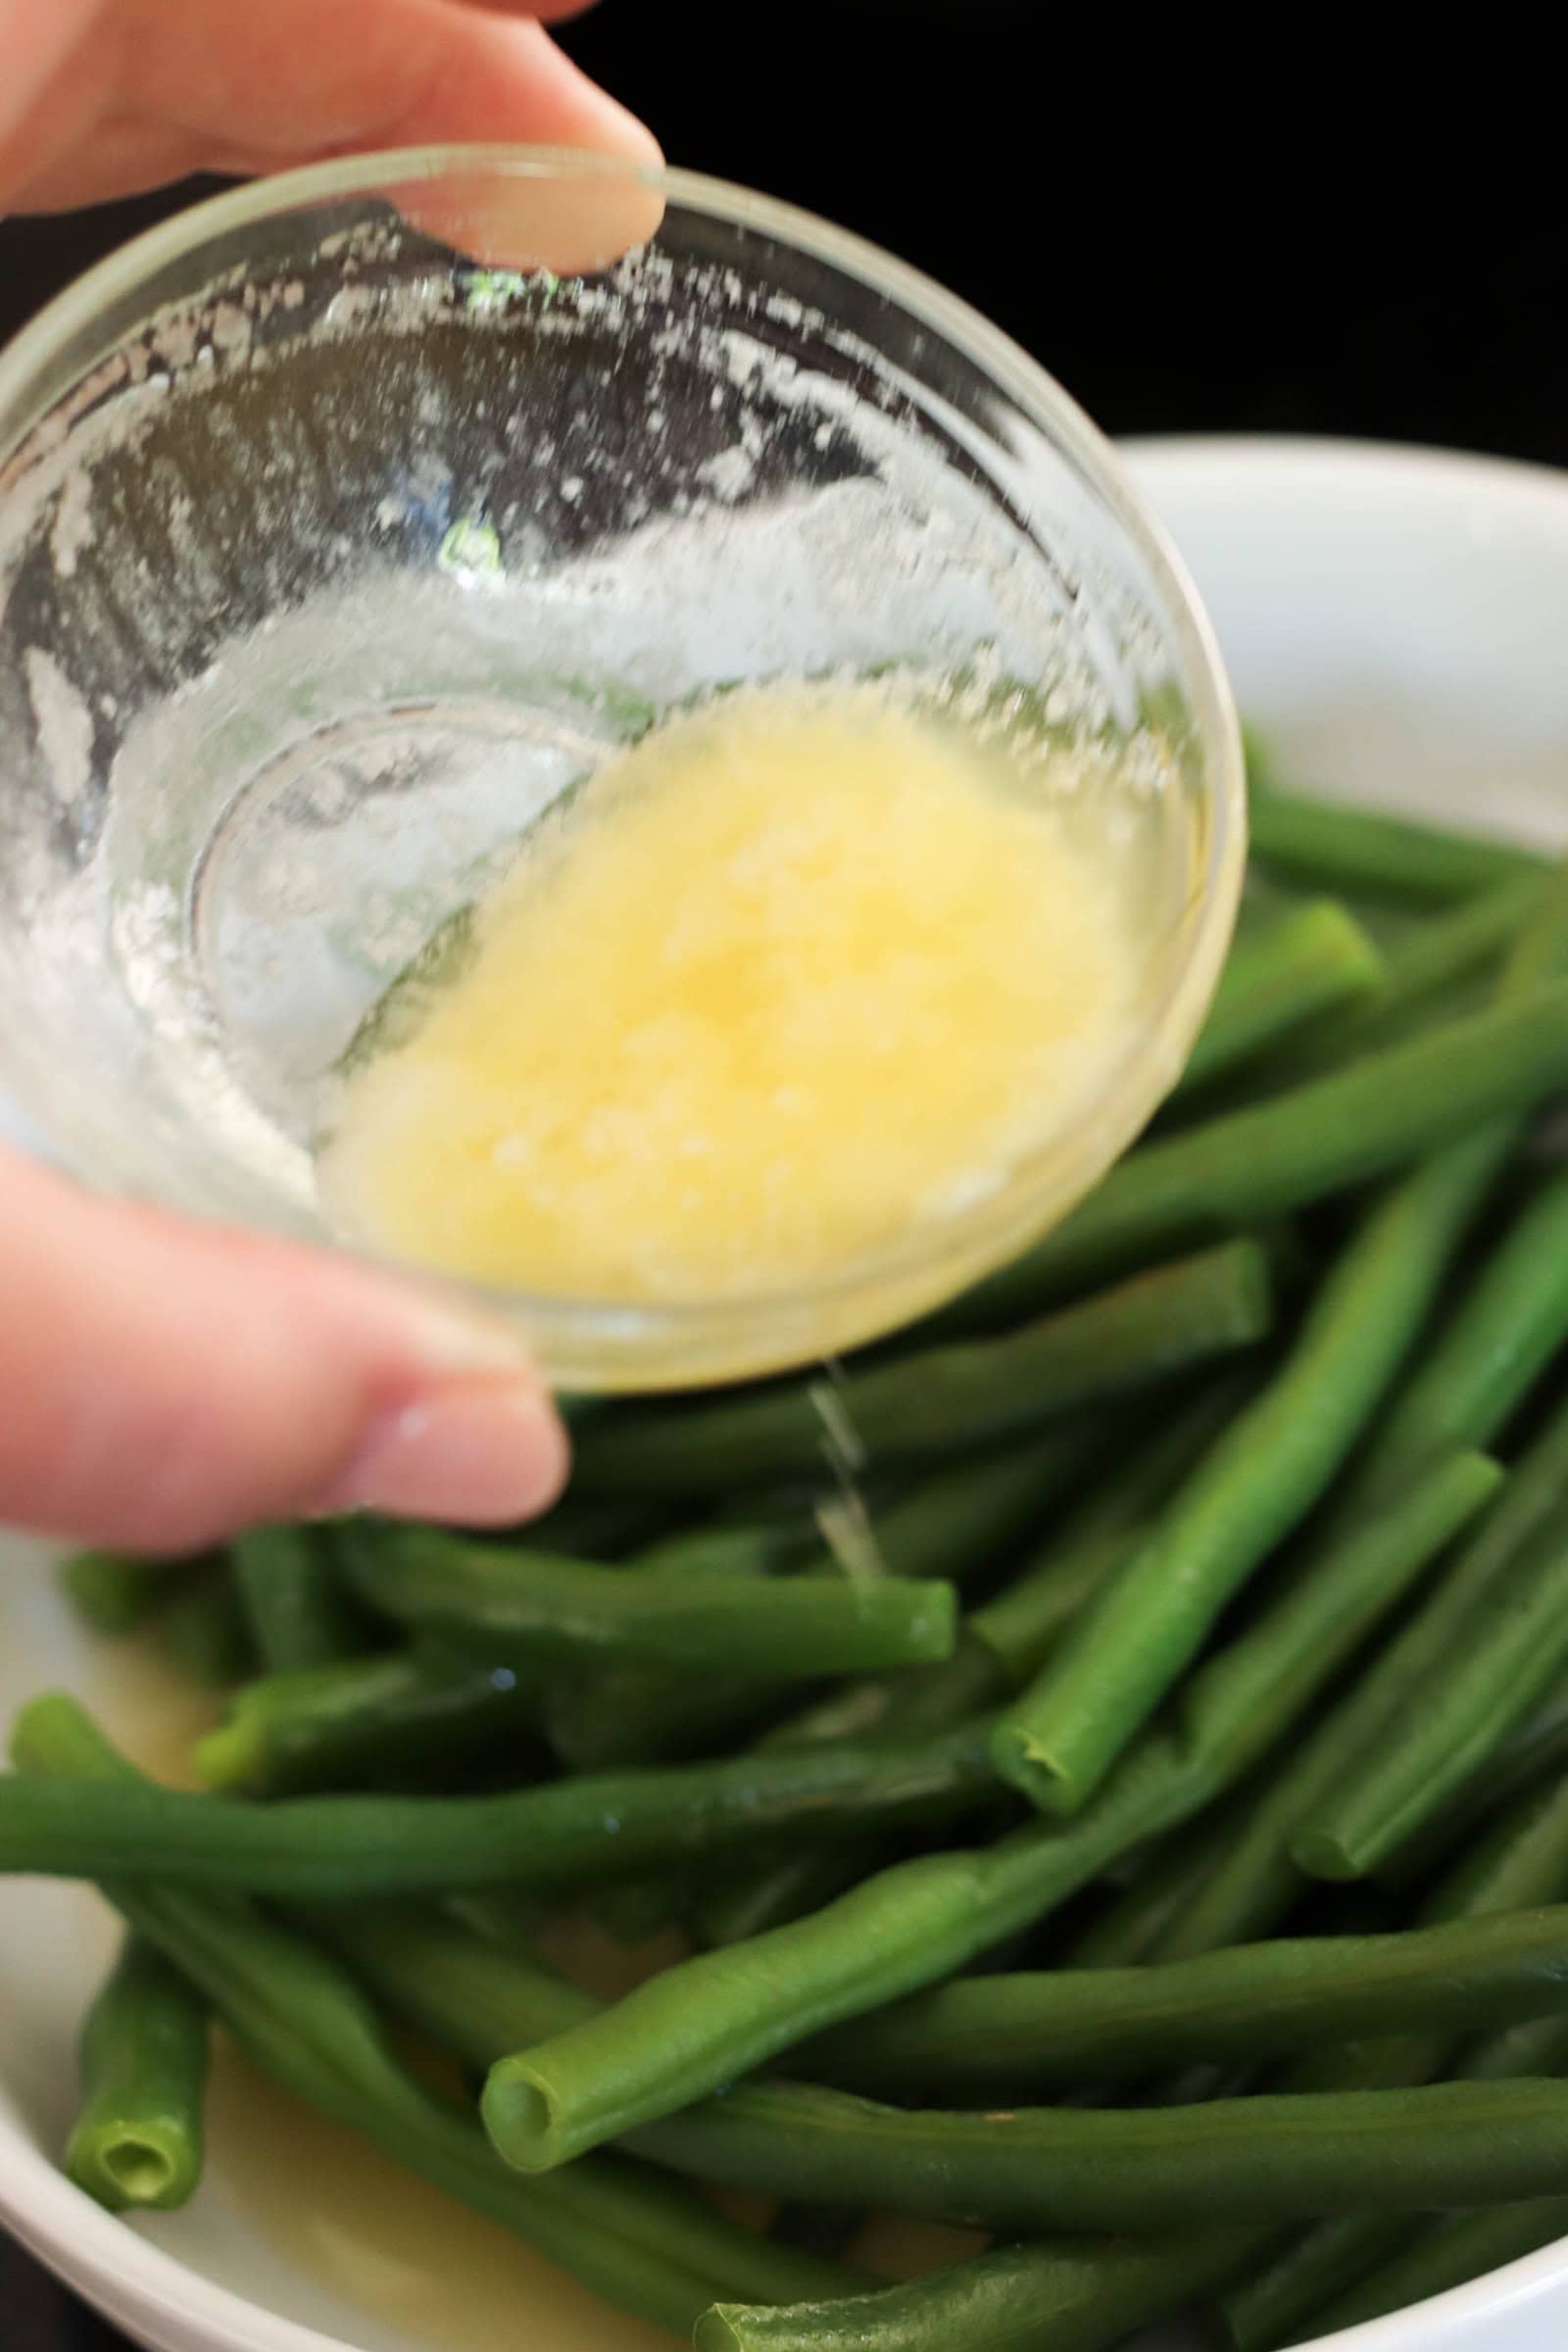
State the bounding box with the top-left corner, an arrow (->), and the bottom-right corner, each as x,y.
316,1382 -> 569,1525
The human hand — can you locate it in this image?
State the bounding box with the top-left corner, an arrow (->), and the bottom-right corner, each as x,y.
0,0 -> 662,1548
0,0 -> 658,215
0,1148 -> 568,1550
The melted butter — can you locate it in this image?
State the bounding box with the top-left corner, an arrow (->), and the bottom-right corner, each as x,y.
320,680 -> 1141,1303
86,1632 -> 221,1788
204,2042 -> 681,2352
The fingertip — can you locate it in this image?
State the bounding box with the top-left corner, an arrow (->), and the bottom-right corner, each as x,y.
386,17 -> 666,269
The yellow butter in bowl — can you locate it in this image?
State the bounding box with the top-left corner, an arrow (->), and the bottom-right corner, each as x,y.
319,679 -> 1144,1308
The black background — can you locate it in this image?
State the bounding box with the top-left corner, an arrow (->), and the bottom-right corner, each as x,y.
0,3 -> 1563,466
0,5 -> 1560,2342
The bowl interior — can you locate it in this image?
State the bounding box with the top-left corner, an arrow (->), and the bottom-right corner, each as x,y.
0,154 -> 1236,1388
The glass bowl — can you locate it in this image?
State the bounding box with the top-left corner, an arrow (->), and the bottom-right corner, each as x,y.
0,148 -> 1244,1391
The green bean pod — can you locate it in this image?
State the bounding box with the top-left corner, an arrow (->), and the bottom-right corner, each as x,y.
1156,1391 -> 1568,1959
0,1711 -> 999,1897
194,1645 -> 551,1795
1173,899 -> 1384,1097
692,1397 -> 1238,1948
156,1577 -> 256,1689
570,1243 -> 1274,1492
1296,2202 -> 1568,2344
696,2232 -> 1256,2352
541,2072 -> 1568,2235
337,1520 -> 959,1679
1337,1158 -> 1568,1514
943,978 -> 1568,1326
801,1899 -> 1568,2100
481,1453 -> 1479,2169
1246,779 -> 1547,905
552,1426 -> 1098,1773
60,1550 -> 209,1638
16,1697 -> 863,2328
1293,1504 -> 1568,1881
1239,877 -> 1545,1099
65,1936 -> 210,2212
232,1525 -> 366,1673
992,1157 -> 1500,1811
1211,1714 -> 1568,2352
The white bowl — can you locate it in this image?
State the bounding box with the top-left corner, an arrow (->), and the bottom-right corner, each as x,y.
3,432 -> 1568,2352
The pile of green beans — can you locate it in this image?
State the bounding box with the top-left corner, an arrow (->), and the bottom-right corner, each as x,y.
26,749 -> 1568,2352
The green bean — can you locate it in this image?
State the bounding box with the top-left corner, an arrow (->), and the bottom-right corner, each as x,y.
1219,2214 -> 1414,2352
194,1646 -> 550,1795
306,1901 -> 601,2052
545,1514 -> 837,1772
1424,1763 -> 1568,1923
60,1550 -> 208,1638
1155,1391 -> 1568,1959
65,1936 -> 210,2212
279,1903 -> 1311,2311
1293,1505 -> 1568,1881
520,2071 -> 1568,2235
767,1389 -> 1241,1755
1338,1158 -> 1568,1514
231,1525 -> 367,1673
156,1577 -> 255,1689
967,1384 -> 1246,1686
800,1899 -> 1568,2100
1212,1742 -> 1568,2352
1297,2201 -> 1568,2342
992,1154 -> 1498,1812
1234,878 -> 1545,1100
694,1844 -> 874,1950
632,1520 -> 831,1578
551,1427 -> 1099,1773
941,978 -> 1568,1326
695,2232 -> 1257,2352
1378,1690 -> 1568,1894
1247,778 -> 1548,906
855,1424 -> 1102,1586
570,1243 -> 1275,1492
1059,1811 -> 1238,1967
481,1453 -> 1480,2168
517,1494 -> 676,1557
0,1710 -> 998,1896
546,1670 -> 787,1778
337,1520 -> 958,1680
16,1697 -> 862,2327
694,1389 -> 1249,1946
1174,900 -> 1384,1098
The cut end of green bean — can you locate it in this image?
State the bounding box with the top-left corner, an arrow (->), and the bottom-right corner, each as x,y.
987,1720 -> 1074,1813
66,2124 -> 187,2211
1290,1828 -> 1364,1884
695,2311 -> 753,2352
480,2060 -> 559,2173
191,1717 -> 264,1793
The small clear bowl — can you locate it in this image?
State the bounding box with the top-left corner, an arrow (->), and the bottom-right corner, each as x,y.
0,148 -> 1243,1391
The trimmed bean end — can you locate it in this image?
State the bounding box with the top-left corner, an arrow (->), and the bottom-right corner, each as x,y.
66,2126 -> 186,2213
1290,1828 -> 1364,1884
480,2058 -> 561,2174
989,1722 -> 1075,1816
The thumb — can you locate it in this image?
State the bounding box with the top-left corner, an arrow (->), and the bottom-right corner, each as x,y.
0,1148 -> 567,1551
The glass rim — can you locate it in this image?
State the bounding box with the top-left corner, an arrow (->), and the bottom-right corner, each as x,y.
0,147 -> 1246,1380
